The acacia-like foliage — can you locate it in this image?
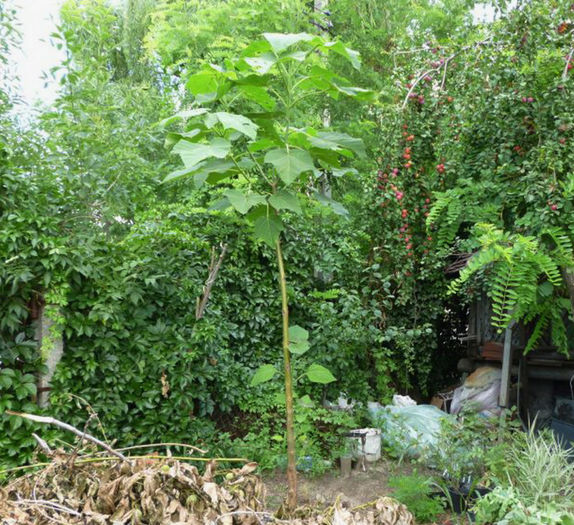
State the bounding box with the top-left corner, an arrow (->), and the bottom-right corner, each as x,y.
449,224 -> 571,353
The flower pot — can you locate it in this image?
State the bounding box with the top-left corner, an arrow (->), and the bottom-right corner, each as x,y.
444,485 -> 491,514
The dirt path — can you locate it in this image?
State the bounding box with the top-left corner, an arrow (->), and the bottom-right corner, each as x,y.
264,458 -> 406,510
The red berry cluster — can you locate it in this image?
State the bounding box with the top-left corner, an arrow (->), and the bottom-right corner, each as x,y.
375,123 -> 435,262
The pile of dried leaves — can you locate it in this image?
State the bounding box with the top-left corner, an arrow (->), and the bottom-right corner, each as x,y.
0,456 -> 415,524
0,414 -> 415,524
0,458 -> 264,525
277,498 -> 415,525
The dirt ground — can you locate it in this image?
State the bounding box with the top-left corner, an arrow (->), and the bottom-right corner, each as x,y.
263,458 -> 470,525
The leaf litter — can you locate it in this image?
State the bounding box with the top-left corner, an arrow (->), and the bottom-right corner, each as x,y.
1,456 -> 414,524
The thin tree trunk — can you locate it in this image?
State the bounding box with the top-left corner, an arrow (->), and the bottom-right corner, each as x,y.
276,238 -> 297,511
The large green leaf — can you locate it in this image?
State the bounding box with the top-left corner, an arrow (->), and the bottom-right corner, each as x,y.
306,363 -> 336,384
263,33 -> 315,54
264,148 -> 314,185
253,215 -> 283,247
173,138 -> 231,168
314,191 -> 349,217
288,325 -> 310,355
269,190 -> 302,214
251,364 -> 278,386
186,71 -> 218,96
312,132 -> 366,158
205,112 -> 258,140
163,159 -> 235,186
244,53 -> 277,74
322,41 -> 361,70
238,85 -> 276,111
333,84 -> 376,102
224,190 -> 266,214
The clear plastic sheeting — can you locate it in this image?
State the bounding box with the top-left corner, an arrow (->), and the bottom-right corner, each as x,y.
368,403 -> 452,458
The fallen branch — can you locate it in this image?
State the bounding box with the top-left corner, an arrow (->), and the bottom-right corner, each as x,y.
32,433 -> 53,455
5,411 -> 129,463
196,243 -> 228,319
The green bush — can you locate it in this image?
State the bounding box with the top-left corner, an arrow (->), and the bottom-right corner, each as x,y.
389,472 -> 444,523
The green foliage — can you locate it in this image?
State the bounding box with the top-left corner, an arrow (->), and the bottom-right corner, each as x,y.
474,485 -> 574,525
388,472 -> 445,523
230,393 -> 357,474
407,0 -> 574,352
473,424 -> 574,523
450,223 -> 571,353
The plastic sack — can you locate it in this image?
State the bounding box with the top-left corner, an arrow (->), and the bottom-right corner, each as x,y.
392,394 -> 417,407
450,367 -> 502,417
369,403 -> 452,458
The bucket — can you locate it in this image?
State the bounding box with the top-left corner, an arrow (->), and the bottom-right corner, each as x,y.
346,428 -> 381,462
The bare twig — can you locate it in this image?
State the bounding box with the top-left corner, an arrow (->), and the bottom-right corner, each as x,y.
401,39 -> 494,109
196,243 -> 228,319
91,442 -> 207,455
401,66 -> 441,109
5,411 -> 129,463
32,433 -> 53,455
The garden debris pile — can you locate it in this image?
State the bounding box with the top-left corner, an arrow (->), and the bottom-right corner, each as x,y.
277,497 -> 415,524
0,458 -> 264,524
0,455 -> 415,524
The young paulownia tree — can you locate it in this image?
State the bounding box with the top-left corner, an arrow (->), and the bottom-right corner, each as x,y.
163,32 -> 372,510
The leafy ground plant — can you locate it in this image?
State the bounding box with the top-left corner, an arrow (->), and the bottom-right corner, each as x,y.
162,32 -> 372,509
388,472 -> 444,523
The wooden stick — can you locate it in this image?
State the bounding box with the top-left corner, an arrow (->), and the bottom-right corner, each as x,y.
5,411 -> 129,463
196,243 -> 228,319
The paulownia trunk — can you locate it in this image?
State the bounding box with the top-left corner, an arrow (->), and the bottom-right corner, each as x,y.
276,239 -> 297,511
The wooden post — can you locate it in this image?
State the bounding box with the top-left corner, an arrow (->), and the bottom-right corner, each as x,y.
499,323 -> 515,408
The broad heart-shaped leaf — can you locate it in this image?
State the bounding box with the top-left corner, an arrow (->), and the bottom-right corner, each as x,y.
253,215 -> 284,247
297,394 -> 314,407
158,108 -> 208,128
289,325 -> 309,342
186,71 -> 218,96
289,325 -> 310,355
331,167 -> 358,178
238,85 -> 276,111
251,364 -> 278,386
205,112 -> 258,140
322,41 -> 361,70
306,363 -> 336,384
312,131 -> 366,158
173,137 -> 231,168
244,53 -> 277,74
208,197 -> 232,211
224,189 -> 266,215
264,148 -> 314,185
314,191 -> 349,217
263,33 -> 315,54
333,84 -> 376,102
269,190 -> 302,215
163,159 -> 235,187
